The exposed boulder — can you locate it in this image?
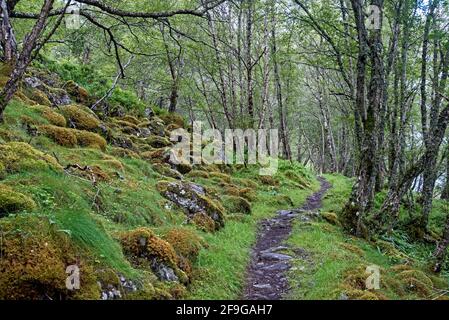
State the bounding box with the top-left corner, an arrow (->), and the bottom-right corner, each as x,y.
156,180 -> 225,229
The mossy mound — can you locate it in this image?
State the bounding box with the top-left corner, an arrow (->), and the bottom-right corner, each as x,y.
120,115 -> 140,126
397,270 -> 434,297
222,195 -> 251,214
64,80 -> 90,104
38,125 -> 77,147
192,212 -> 216,232
0,142 -> 62,174
26,88 -> 52,106
0,184 -> 36,217
163,228 -> 204,261
38,125 -> 106,150
147,136 -> 171,148
60,105 -> 100,131
187,170 -> 210,179
258,175 -> 279,186
152,163 -> 183,180
31,105 -> 66,127
283,170 -> 311,188
321,212 -> 340,225
119,228 -> 187,283
0,216 -> 100,299
209,172 -> 231,183
141,148 -> 169,163
159,113 -> 185,128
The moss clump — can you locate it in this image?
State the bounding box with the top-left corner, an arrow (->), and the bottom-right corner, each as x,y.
0,142 -> 62,173
120,115 -> 140,126
38,125 -> 77,147
321,212 -> 340,225
60,105 -> 100,131
259,175 -> 279,186
222,195 -> 251,214
31,105 -> 66,127
397,270 -> 434,297
209,172 -> 231,183
64,80 -> 89,104
119,227 -> 179,271
159,113 -> 185,128
163,228 -> 204,261
38,125 -> 106,150
237,178 -> 259,189
153,163 -> 183,180
0,184 -> 36,217
27,88 -> 52,106
187,170 -> 210,179
141,148 -> 169,163
273,194 -> 293,206
110,147 -> 140,159
0,216 -> 100,299
192,212 -> 216,233
147,136 -> 172,148
74,130 -> 107,151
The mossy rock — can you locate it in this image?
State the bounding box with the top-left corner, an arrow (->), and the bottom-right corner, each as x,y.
119,228 -> 186,283
321,212 -> 340,225
191,212 -> 216,233
0,216 -> 100,299
157,180 -> 225,229
38,125 -> 106,150
163,227 -> 204,261
110,147 -> 140,159
64,80 -> 90,104
38,125 -> 77,147
60,105 -> 100,131
31,105 -> 66,127
141,148 -> 169,163
147,136 -> 172,148
74,130 -> 107,151
209,172 -> 231,184
153,163 -> 183,180
27,88 -> 52,106
258,175 -> 279,186
0,184 -> 36,217
397,269 -> 434,297
221,195 -> 251,214
120,115 -> 140,126
159,113 -> 185,128
187,170 -> 210,179
0,142 -> 62,174
236,178 -> 258,189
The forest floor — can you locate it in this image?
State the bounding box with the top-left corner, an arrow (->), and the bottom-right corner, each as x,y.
243,177 -> 331,300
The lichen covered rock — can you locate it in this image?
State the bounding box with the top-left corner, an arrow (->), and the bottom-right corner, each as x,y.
157,180 -> 225,229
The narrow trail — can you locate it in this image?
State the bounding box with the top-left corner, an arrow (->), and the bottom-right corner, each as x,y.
243,177 -> 331,300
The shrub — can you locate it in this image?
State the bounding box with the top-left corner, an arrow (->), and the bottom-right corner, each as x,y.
0,184 -> 36,217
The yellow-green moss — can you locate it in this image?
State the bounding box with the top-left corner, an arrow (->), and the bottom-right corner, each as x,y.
221,195 -> 251,214
159,113 -> 185,128
187,170 -> 210,179
141,148 -> 168,163
0,184 -> 36,216
27,88 -> 51,106
147,136 -> 171,148
31,105 -> 66,127
321,212 -> 340,225
74,130 -> 107,151
64,80 -> 89,104
60,105 -> 100,131
0,216 -> 100,299
120,115 -> 140,126
38,125 -> 77,147
0,142 -> 62,173
192,212 -> 216,233
209,172 -> 231,183
119,227 -> 178,269
258,175 -> 280,186
163,228 -> 205,261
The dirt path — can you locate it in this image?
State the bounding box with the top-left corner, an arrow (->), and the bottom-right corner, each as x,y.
243,177 -> 331,300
